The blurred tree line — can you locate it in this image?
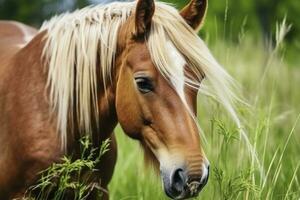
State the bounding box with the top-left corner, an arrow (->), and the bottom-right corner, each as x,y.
0,0 -> 299,61
167,0 -> 299,57
0,0 -> 89,26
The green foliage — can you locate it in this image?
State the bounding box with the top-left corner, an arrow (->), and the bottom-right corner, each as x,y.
26,137 -> 110,200
0,0 -> 89,26
165,0 -> 300,64
213,167 -> 259,200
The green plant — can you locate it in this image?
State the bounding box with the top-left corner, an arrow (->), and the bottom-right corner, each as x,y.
26,137 -> 110,200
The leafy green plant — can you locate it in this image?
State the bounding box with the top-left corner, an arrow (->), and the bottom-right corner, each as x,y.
214,167 -> 260,200
26,137 -> 110,200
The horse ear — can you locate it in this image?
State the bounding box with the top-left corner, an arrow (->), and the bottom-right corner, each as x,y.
134,0 -> 155,38
180,0 -> 207,31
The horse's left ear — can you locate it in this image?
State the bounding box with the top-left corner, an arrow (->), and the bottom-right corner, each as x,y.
180,0 -> 207,31
134,0 -> 155,38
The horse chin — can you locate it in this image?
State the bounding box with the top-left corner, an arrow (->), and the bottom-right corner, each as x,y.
163,184 -> 200,200
162,182 -> 190,200
164,187 -> 189,200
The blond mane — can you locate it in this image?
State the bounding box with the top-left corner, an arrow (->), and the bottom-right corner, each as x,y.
40,1 -> 259,167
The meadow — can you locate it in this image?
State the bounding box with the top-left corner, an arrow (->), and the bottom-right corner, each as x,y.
108,22 -> 300,199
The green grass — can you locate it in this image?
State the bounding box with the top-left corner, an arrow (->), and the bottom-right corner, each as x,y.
108,26 -> 300,199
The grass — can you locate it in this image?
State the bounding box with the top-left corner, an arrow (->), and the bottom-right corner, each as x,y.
108,23 -> 300,199
26,137 -> 111,200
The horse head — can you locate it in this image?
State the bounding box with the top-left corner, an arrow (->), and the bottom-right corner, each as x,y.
115,0 -> 209,198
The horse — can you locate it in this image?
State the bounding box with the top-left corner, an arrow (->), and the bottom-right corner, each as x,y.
0,0 -> 241,199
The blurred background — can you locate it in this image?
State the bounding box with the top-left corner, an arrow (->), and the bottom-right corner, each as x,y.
0,0 -> 299,63
1,0 -> 299,199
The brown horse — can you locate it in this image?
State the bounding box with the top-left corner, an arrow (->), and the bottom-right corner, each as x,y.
0,0 -> 241,199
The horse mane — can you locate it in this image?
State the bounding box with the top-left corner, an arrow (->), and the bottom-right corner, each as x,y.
40,1 -> 258,166
40,2 -> 133,149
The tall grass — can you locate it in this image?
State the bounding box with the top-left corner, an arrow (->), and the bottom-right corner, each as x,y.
109,20 -> 300,199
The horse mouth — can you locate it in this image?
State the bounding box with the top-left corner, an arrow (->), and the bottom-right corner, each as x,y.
161,165 -> 210,199
164,181 -> 202,200
161,174 -> 202,199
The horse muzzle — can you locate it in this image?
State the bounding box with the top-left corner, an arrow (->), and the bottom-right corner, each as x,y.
160,164 -> 209,199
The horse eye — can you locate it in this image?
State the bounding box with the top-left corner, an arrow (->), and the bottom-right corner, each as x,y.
135,77 -> 154,93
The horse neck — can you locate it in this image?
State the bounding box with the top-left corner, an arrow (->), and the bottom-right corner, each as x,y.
1,32 -> 63,154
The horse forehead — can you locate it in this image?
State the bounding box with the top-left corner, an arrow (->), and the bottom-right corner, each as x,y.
127,42 -> 150,61
126,42 -> 157,72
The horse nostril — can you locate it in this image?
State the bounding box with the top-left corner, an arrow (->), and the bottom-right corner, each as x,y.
171,168 -> 186,195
